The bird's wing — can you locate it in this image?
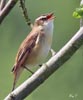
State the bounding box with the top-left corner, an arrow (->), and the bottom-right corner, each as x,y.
12,32 -> 39,73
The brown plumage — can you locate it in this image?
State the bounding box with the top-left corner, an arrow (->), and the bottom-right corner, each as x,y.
11,13 -> 54,91
12,27 -> 43,90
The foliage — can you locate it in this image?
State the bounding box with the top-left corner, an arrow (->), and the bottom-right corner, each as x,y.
73,6 -> 83,18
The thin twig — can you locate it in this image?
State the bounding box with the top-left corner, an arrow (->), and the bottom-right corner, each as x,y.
19,0 -> 33,28
4,27 -> 83,100
50,48 -> 56,56
80,18 -> 83,27
80,0 -> 83,27
0,0 -> 6,11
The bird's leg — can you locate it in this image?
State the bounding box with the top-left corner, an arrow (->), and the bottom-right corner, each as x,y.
12,81 -> 15,91
12,74 -> 17,91
50,48 -> 56,56
24,66 -> 34,74
39,49 -> 56,67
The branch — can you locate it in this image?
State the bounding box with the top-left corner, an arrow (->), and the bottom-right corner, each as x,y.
4,27 -> 83,100
80,0 -> 83,27
0,0 -> 18,24
0,0 -> 6,11
19,0 -> 33,28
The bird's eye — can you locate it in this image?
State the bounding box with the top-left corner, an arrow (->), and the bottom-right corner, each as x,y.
41,17 -> 47,21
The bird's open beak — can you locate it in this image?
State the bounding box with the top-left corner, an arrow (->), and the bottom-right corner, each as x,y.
46,13 -> 55,20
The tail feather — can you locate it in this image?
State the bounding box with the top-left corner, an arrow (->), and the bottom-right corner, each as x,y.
12,65 -> 24,91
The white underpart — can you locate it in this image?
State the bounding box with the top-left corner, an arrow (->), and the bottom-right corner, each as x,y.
26,19 -> 54,68
38,20 -> 54,63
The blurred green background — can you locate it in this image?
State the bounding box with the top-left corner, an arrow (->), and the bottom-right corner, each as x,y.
0,0 -> 83,100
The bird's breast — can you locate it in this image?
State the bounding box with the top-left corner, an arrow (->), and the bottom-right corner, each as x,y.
25,20 -> 54,67
25,32 -> 52,67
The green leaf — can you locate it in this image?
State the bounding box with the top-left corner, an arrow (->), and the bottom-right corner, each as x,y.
73,12 -> 81,18
73,6 -> 83,18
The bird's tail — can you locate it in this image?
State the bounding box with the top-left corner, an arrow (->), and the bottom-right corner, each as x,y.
11,65 -> 24,91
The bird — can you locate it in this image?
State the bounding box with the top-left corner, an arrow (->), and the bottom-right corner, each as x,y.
11,13 -> 55,91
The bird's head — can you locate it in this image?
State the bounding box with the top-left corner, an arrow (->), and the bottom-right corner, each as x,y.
34,13 -> 55,27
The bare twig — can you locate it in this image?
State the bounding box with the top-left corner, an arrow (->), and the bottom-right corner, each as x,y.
19,0 -> 33,28
80,0 -> 83,27
80,18 -> 83,27
4,27 -> 83,100
0,0 -> 18,24
50,48 -> 56,56
0,0 -> 6,11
